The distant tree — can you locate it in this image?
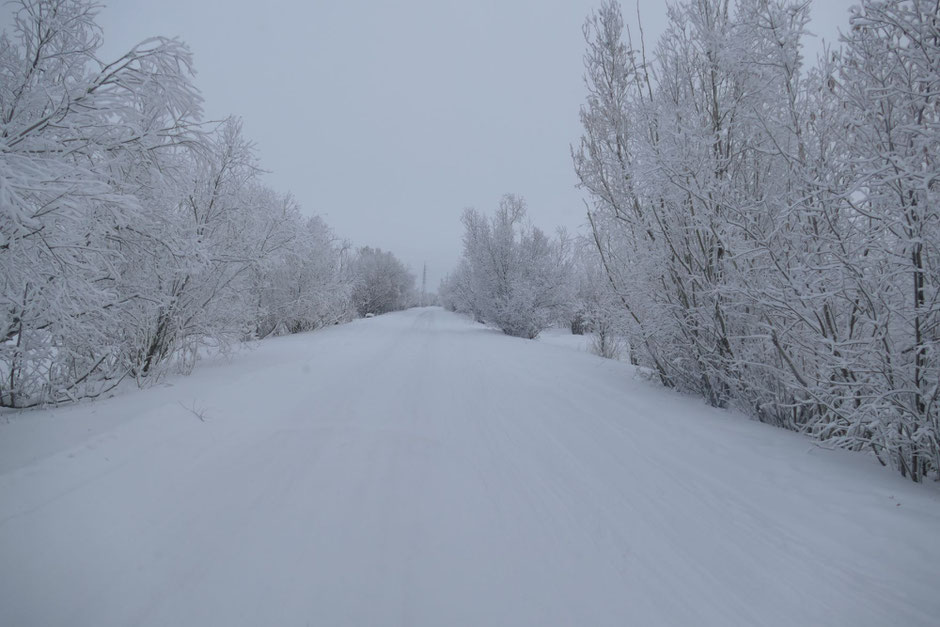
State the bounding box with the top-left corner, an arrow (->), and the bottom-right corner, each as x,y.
443,195 -> 573,339
350,247 -> 415,316
570,241 -> 629,360
249,211 -> 354,338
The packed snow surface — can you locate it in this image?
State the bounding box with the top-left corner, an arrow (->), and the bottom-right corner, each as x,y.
1,307 -> 938,626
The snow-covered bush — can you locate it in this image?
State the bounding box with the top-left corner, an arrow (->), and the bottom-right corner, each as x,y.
248,209 -> 355,339
442,195 -> 573,339
350,247 -> 415,317
570,242 -> 631,361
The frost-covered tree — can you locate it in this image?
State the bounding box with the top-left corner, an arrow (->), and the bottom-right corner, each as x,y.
0,0 -> 372,408
443,194 -> 573,339
570,241 -> 630,360
124,119 -> 266,379
575,0 -> 939,480
0,0 -> 202,406
249,210 -> 354,338
350,247 -> 415,316
814,0 -> 940,480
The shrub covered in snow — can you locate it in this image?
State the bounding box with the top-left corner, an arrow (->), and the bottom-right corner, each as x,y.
350,247 -> 416,317
441,195 -> 573,339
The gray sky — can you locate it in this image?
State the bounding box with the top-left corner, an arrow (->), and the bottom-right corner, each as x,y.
28,0 -> 859,287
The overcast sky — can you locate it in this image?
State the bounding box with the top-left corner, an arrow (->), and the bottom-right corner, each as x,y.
14,0 -> 858,288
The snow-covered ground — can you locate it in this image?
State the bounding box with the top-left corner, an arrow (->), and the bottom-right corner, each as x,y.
1,307 -> 938,626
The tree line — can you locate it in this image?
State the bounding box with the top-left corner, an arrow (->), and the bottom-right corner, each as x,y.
5,0 -> 937,483
443,0 -> 938,483
0,0 -> 414,408
573,0 -> 939,482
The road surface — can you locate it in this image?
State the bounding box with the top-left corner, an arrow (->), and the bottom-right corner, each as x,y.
1,307 -> 938,626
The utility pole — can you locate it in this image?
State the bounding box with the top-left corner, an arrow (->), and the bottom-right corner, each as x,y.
421,263 -> 427,307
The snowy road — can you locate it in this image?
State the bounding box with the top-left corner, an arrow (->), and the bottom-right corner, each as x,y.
1,307 -> 938,626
